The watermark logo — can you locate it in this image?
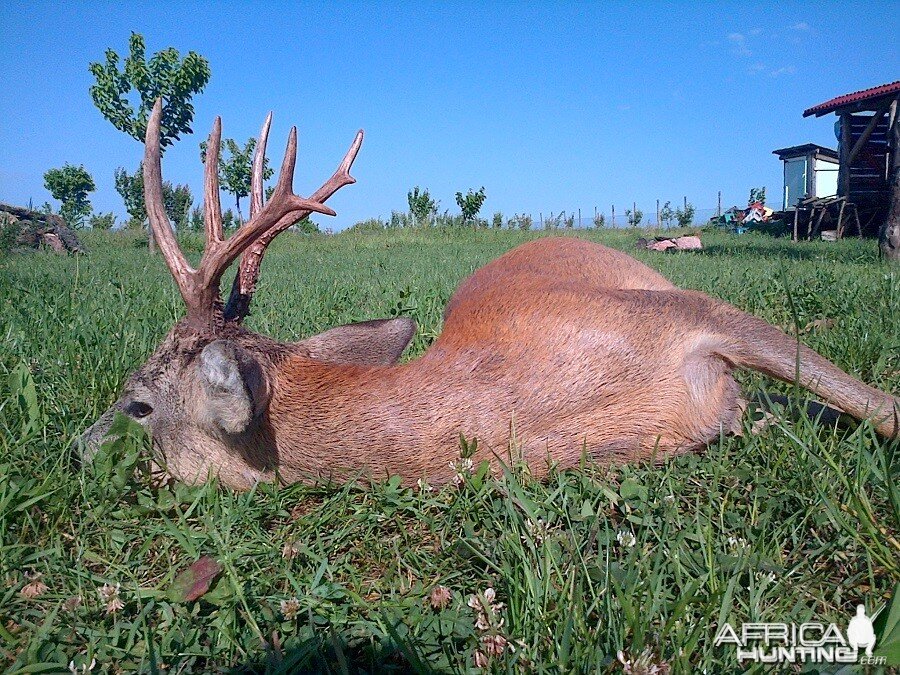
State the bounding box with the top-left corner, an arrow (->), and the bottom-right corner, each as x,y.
714,605 -> 885,665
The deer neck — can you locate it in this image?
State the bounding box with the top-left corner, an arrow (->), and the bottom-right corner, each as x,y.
265,354 -> 456,484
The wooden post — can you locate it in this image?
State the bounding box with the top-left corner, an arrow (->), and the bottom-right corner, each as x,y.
656,199 -> 660,230
612,205 -> 615,228
806,150 -> 816,198
838,113 -> 852,198
836,199 -> 847,238
717,191 -> 722,217
811,206 -> 827,240
539,212 -> 543,228
578,208 -> 581,228
793,206 -> 799,242
880,99 -> 900,260
632,201 -> 636,227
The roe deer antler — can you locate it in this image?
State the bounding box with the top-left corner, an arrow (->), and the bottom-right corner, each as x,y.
143,98 -> 362,327
223,118 -> 364,322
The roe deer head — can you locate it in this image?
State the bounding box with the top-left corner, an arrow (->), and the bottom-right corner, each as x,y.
80,101 -> 900,489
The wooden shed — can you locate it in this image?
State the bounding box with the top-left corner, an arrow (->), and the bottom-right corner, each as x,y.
772,143 -> 839,210
803,80 -> 900,236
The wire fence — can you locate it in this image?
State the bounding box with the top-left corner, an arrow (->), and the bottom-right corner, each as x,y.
504,205 -> 724,230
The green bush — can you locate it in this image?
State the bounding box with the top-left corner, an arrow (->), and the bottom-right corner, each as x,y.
408,187 -> 439,226
89,212 -> 116,230
348,218 -> 387,232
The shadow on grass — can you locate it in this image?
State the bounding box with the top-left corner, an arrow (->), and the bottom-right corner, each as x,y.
232,631 -> 438,674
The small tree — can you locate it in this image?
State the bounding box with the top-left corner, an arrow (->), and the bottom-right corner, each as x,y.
659,201 -> 675,228
189,205 -> 204,231
114,164 -> 180,229
407,187 -> 438,226
43,164 -> 96,227
169,184 -> 193,230
675,202 -> 695,227
200,137 -> 273,222
492,212 -> 503,229
564,212 -> 575,228
89,212 -> 116,230
114,165 -> 145,225
89,32 -> 211,151
455,187 -> 486,226
222,208 -> 237,231
748,187 -> 766,205
508,213 -> 532,230
292,216 -> 319,234
593,212 -> 606,228
625,208 -> 643,227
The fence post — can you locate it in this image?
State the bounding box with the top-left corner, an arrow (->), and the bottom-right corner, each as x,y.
612,205 -> 615,228
578,208 -> 581,228
717,191 -> 722,217
656,199 -> 660,230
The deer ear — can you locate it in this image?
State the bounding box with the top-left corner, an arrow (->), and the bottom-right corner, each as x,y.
197,340 -> 269,435
301,317 -> 416,365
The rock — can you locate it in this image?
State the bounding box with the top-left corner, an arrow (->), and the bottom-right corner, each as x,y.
673,235 -> 702,250
41,232 -> 66,253
640,235 -> 703,252
0,203 -> 85,253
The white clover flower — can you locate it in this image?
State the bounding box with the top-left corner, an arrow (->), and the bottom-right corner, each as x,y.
280,597 -> 301,620
429,585 -> 451,610
450,458 -> 475,486
727,536 -> 748,551
617,647 -> 670,674
20,572 -> 48,599
617,530 -> 637,548
281,541 -> 301,560
68,658 -> 97,674
482,633 -> 508,656
99,583 -> 124,615
524,518 -> 548,545
474,650 -> 489,668
469,587 -> 505,631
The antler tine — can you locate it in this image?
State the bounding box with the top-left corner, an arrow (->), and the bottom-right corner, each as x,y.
204,117 -> 224,244
200,126 -> 335,289
144,99 -> 196,307
324,129 -> 364,196
222,129 -> 365,323
271,126 -> 299,199
250,112 -> 273,219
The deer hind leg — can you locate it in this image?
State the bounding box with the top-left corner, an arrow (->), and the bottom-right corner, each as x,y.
678,337 -> 745,443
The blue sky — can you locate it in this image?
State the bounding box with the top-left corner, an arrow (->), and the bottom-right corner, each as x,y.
0,1 -> 897,229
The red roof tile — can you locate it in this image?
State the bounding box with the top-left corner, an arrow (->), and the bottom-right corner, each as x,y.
803,80 -> 900,117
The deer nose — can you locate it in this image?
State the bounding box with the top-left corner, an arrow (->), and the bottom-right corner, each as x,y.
75,408 -> 116,465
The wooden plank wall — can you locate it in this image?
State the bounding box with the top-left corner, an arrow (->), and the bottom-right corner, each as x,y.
848,113 -> 890,208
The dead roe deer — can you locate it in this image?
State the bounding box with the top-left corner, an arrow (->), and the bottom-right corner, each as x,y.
79,101 -> 900,489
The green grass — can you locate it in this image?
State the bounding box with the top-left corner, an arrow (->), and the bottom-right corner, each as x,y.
1,227 -> 898,673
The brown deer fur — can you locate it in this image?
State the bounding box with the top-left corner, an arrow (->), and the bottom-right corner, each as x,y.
78,105 -> 899,490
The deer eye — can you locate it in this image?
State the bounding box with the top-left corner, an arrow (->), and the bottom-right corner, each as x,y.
127,401 -> 153,419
